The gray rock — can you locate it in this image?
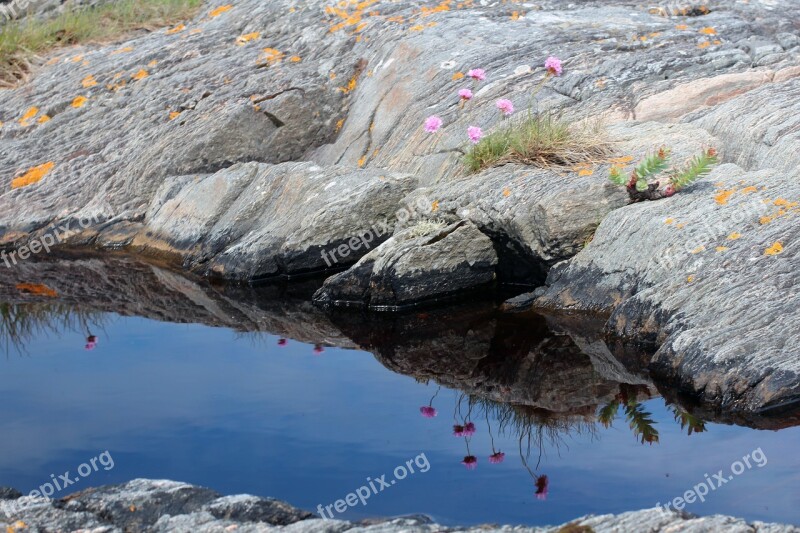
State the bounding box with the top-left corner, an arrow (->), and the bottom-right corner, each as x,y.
313,220 -> 497,309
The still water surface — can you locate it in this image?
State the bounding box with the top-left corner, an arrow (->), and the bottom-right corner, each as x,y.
0,301 -> 798,527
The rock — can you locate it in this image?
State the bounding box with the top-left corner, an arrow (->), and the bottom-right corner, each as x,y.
313,220 -> 497,309
0,487 -> 21,500
1,479 -> 798,532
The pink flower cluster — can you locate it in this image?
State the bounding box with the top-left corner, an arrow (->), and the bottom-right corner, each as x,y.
85,335 -> 97,351
419,406 -> 437,418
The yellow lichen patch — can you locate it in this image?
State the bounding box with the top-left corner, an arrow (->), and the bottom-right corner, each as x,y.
37,115 -> 51,124
690,245 -> 705,254
687,275 -> 695,283
110,46 -> 134,55
740,185 -> 758,194
764,242 -> 783,256
675,24 -> 689,30
16,283 -> 58,297
236,32 -> 261,45
760,215 -> 774,225
131,69 -> 149,81
189,28 -> 203,35
714,188 -> 736,205
712,39 -> 722,45
608,155 -> 634,164
409,24 -> 425,31
11,161 -> 55,189
675,223 -> 686,229
452,72 -> 464,81
166,23 -> 185,34
259,48 -> 285,66
357,155 -> 367,167
82,75 -> 98,88
715,246 -> 729,252
665,218 -> 674,225
19,106 -> 39,126
699,27 -> 717,35
698,41 -> 711,49
431,200 -> 440,212
209,4 -> 233,17
727,232 -> 742,240
169,111 -> 181,120
337,74 -> 358,94
510,11 -> 522,20
289,55 -> 302,62
335,118 -> 345,132
71,96 -> 88,108
71,55 -> 84,63
503,188 -> 511,197
148,60 -> 158,67
578,168 -> 593,176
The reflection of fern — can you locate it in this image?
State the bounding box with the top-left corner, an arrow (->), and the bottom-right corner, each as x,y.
624,402 -> 659,444
598,400 -> 619,428
670,405 -> 706,435
0,302 -> 106,355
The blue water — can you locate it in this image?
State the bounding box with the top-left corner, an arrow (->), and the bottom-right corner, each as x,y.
1,312 -> 798,526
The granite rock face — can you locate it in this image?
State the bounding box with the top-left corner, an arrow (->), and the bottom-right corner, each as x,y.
313,220 -> 497,309
1,479 -> 797,533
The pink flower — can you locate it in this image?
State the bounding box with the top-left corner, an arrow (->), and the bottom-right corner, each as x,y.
313,344 -> 324,355
461,455 -> 478,469
467,126 -> 483,144
544,56 -> 563,76
535,475 -> 549,500
467,68 -> 486,81
277,338 -> 287,346
420,406 -> 437,418
85,342 -> 97,351
424,115 -> 443,133
452,424 -> 465,437
663,185 -> 676,197
495,98 -> 514,116
458,88 -> 473,101
463,422 -> 476,436
489,452 -> 505,464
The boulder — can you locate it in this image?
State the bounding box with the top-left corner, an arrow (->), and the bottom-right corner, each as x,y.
313,220 -> 497,309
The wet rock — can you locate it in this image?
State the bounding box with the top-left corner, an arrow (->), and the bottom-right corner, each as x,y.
0,487 -> 21,500
313,221 -> 497,309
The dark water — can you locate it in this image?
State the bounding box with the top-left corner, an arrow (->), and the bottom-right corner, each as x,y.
1,258 -> 799,527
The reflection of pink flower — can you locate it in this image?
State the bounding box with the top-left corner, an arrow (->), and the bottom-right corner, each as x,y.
496,99 -> 514,116
458,88 -> 473,101
313,344 -> 324,355
467,68 -> 486,81
467,126 -> 483,144
85,335 -> 97,351
463,422 -> 476,436
535,475 -> 549,500
424,115 -> 443,133
544,57 -> 563,76
462,456 -> 478,469
489,452 -> 505,464
420,406 -> 437,418
277,338 -> 287,346
453,425 -> 465,437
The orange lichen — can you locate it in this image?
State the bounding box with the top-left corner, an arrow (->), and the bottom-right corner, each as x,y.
714,188 -> 736,205
16,283 -> 58,297
11,162 -> 55,189
357,155 -> 367,167
503,188 -> 511,197
259,48 -> 285,65
764,242 -> 783,256
169,111 -> 181,120
665,218 -> 674,225
337,74 -> 358,94
71,96 -> 88,108
759,215 -> 774,225
236,32 -> 260,45
148,60 -> 158,67
37,115 -> 51,124
166,23 -> 185,34
715,246 -> 729,252
578,168 -> 593,176
452,72 -> 464,81
675,24 -> 689,30
687,275 -> 695,283
110,46 -> 134,55
740,186 -> 758,194
727,232 -> 742,240
209,4 -> 233,17
690,245 -> 705,254
698,41 -> 711,49
431,200 -> 440,212
289,55 -> 302,62
131,69 -> 149,80
82,75 -> 98,88
19,106 -> 39,126
608,155 -> 634,164
699,27 -> 717,35
335,118 -> 345,132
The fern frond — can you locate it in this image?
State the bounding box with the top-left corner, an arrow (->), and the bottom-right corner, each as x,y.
624,402 -> 660,444
670,148 -> 718,190
633,148 -> 670,181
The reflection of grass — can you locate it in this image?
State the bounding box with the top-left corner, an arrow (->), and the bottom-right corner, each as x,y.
0,302 -> 106,355
0,0 -> 202,86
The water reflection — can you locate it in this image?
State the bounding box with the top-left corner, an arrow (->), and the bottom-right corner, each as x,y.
0,300 -> 106,355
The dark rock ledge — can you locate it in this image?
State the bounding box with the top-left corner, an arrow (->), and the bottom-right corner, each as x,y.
0,479 -> 796,532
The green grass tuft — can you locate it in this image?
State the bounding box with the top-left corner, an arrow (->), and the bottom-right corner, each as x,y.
0,0 -> 203,86
463,113 -> 611,174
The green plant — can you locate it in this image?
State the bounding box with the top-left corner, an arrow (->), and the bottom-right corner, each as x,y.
609,147 -> 718,202
0,0 -> 202,86
463,114 -> 611,173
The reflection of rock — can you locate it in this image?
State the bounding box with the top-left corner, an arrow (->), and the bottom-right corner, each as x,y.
313,221 -> 497,309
